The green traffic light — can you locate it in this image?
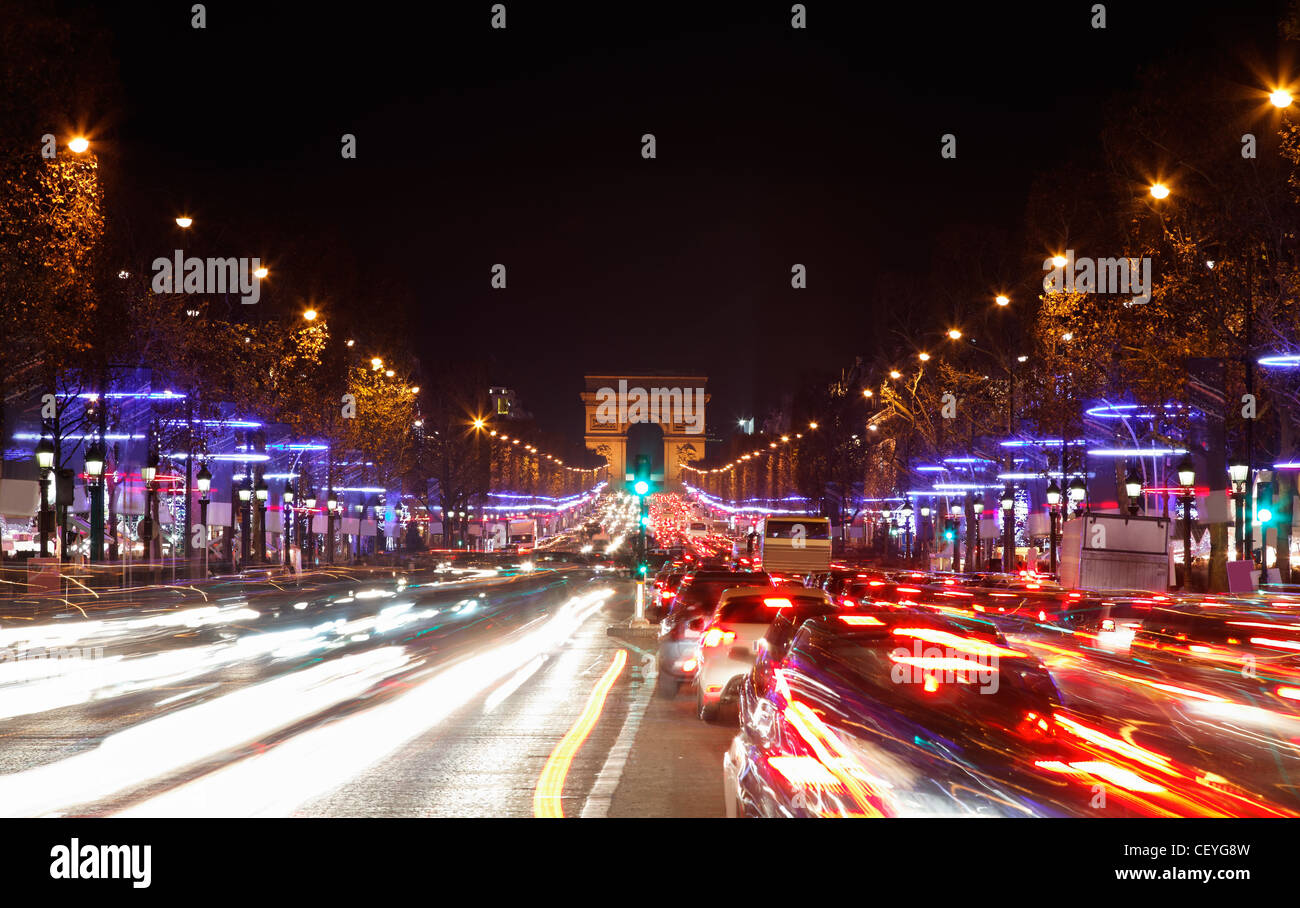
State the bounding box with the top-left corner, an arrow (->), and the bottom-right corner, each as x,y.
634,480 -> 649,496
1259,507 -> 1273,524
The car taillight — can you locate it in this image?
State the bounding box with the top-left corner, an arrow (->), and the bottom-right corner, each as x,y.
1100,619 -> 1116,632
840,615 -> 883,626
841,597 -> 857,606
682,658 -> 698,672
702,627 -> 737,647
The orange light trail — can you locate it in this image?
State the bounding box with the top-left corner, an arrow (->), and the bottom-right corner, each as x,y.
533,649 -> 627,818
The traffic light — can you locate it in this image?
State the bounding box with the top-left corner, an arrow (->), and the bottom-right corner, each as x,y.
630,454 -> 651,497
1258,481 -> 1275,526
942,519 -> 956,543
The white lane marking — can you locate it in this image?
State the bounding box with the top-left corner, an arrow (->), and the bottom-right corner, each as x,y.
483,655 -> 548,713
154,683 -> 220,707
580,646 -> 657,818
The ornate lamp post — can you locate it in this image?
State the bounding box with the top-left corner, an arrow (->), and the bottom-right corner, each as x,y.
326,489 -> 339,564
899,499 -> 914,562
1177,454 -> 1196,590
238,476 -> 252,568
255,477 -> 268,563
1000,484 -> 1015,571
1046,479 -> 1062,575
141,448 -> 159,566
85,439 -> 106,562
35,436 -> 55,557
1229,458 -> 1248,561
283,481 -> 294,566
305,489 -> 318,566
197,463 -> 212,576
971,497 -> 985,571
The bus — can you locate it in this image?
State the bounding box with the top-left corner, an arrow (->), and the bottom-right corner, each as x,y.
758,516 -> 832,574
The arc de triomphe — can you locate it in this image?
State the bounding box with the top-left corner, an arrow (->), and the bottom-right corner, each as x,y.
581,374 -> 708,488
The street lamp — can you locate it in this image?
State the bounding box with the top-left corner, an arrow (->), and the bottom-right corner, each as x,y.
283,481 -> 294,566
1229,458 -> 1248,561
305,489 -> 317,567
1000,484 -> 1015,572
34,436 -> 54,557
238,476 -> 252,568
255,477 -> 269,564
142,448 -> 159,565
85,439 -> 106,563
1046,479 -> 1062,575
1124,468 -> 1143,517
995,294 -> 1009,307
899,499 -> 915,562
197,463 -> 212,575
1176,454 -> 1195,590
326,489 -> 339,564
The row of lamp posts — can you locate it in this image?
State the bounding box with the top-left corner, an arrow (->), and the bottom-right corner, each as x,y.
32,434 -> 364,571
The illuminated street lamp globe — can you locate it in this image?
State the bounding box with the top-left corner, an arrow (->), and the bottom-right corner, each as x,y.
1176,455 -> 1195,490
972,499 -> 984,515
1000,485 -> 1015,512
35,436 -> 55,473
196,463 -> 213,496
1228,459 -> 1248,487
84,440 -> 106,479
1045,480 -> 1062,507
1124,469 -> 1143,501
1067,476 -> 1086,504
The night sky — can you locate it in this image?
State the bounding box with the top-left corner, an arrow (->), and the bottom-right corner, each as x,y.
61,0 -> 1290,440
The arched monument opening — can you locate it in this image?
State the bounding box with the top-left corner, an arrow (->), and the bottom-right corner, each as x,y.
581,373 -> 708,490
625,422 -> 666,480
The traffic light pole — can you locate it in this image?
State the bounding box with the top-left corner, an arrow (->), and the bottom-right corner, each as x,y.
634,493 -> 648,623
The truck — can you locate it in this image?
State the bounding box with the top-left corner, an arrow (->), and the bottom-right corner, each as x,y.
507,519 -> 538,553
1058,512 -> 1172,591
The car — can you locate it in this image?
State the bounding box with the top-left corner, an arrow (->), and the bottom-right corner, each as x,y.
656,570 -> 770,697
724,608 -> 1083,818
646,571 -> 685,622
1130,603 -> 1300,710
693,586 -> 836,721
